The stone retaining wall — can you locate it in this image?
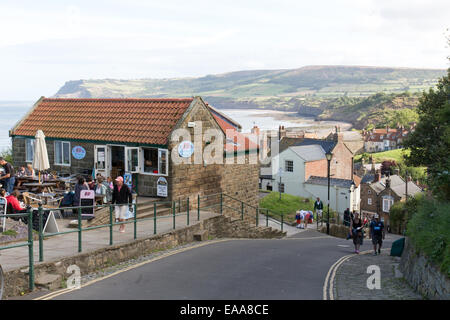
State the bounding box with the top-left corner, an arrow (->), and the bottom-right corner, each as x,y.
3,215 -> 284,298
399,238 -> 450,300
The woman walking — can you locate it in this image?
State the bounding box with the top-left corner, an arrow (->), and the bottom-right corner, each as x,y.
350,213 -> 363,254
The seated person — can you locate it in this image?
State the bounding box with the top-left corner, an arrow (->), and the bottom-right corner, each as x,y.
16,166 -> 26,177
25,164 -> 35,177
6,189 -> 27,212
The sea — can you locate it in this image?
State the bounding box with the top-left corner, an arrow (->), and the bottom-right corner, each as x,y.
0,101 -> 34,152
0,101 -> 349,152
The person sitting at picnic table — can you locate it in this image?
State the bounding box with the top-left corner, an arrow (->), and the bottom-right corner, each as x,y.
73,177 -> 89,213
94,176 -> 108,204
6,189 -> 27,213
25,164 -> 35,177
16,166 -> 27,177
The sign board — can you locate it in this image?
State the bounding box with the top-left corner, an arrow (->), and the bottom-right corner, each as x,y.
72,146 -> 86,160
157,177 -> 168,197
178,141 -> 194,158
43,211 -> 59,234
124,172 -> 132,190
80,190 -> 95,218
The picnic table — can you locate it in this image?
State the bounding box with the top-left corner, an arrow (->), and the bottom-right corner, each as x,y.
21,182 -> 58,193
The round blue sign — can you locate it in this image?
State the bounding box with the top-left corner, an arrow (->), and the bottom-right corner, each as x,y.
178,141 -> 194,158
72,146 -> 86,160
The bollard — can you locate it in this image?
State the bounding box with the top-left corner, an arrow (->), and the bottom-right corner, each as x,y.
266,209 -> 269,227
241,202 -> 244,220
38,203 -> 43,262
256,208 -> 259,227
281,214 -> 284,232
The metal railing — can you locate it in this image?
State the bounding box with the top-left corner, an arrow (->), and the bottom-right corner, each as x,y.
0,192 -> 287,295
0,209 -> 35,292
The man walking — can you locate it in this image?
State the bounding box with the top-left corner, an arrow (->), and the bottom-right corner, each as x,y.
0,157 -> 16,194
314,197 -> 323,225
111,176 -> 133,233
369,214 -> 385,255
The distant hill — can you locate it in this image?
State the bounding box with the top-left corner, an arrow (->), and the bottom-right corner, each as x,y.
55,65 -> 445,100
54,65 -> 446,128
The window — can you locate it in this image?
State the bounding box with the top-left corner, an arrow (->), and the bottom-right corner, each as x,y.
141,147 -> 168,176
285,160 -> 293,172
368,189 -> 372,195
25,139 -> 35,163
279,183 -> 285,193
54,141 -> 70,166
382,197 -> 394,212
368,198 -> 372,205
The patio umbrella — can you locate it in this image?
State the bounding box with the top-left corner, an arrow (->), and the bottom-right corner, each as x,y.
32,130 -> 50,183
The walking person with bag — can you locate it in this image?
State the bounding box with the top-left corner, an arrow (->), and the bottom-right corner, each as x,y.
350,213 -> 364,254
112,176 -> 132,233
369,214 -> 385,255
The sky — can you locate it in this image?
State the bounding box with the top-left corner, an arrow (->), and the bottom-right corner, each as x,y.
0,0 -> 449,100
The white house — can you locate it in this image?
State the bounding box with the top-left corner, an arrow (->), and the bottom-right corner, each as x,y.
272,144 -> 360,216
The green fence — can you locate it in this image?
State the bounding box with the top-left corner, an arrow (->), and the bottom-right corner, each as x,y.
0,192 -> 286,294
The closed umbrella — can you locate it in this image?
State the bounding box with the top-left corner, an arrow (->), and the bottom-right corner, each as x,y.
32,130 -> 50,183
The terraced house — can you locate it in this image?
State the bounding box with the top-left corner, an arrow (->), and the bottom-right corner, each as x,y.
9,96 -> 259,208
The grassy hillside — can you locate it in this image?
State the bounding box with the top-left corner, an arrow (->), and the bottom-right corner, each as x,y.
54,65 -> 445,129
55,65 -> 444,99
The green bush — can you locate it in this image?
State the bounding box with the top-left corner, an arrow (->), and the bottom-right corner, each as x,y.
406,198 -> 450,276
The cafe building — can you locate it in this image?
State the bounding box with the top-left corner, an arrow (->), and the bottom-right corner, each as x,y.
9,97 -> 259,207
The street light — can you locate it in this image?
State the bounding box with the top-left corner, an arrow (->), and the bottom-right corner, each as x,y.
325,151 -> 333,235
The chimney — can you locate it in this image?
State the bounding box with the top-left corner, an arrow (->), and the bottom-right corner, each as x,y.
278,125 -> 286,140
251,125 -> 260,136
373,169 -> 381,182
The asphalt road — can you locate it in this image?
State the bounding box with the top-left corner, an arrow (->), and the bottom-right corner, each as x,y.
48,230 -> 401,300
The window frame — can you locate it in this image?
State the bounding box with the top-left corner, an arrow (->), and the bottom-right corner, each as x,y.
382,196 -> 394,212
54,140 -> 71,166
140,147 -> 169,177
368,198 -> 372,205
285,160 -> 294,173
25,138 -> 35,163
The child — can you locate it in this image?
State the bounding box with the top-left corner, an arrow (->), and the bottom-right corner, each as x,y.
295,211 -> 301,228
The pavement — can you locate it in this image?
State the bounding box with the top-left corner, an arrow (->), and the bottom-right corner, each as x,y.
0,210 -> 219,272
333,248 -> 423,300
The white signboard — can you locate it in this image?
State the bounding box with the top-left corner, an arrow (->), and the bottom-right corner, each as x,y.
178,140 -> 194,158
43,211 -> 60,234
157,177 -> 168,197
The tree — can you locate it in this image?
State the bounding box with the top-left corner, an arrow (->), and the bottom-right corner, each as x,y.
403,68 -> 450,200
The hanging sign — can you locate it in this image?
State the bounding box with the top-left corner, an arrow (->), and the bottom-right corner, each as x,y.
72,146 -> 86,160
178,141 -> 194,158
157,177 -> 168,197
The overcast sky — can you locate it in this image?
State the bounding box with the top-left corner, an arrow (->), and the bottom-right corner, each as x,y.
0,0 -> 449,100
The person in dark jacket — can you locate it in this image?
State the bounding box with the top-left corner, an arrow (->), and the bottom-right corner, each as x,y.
112,176 -> 132,233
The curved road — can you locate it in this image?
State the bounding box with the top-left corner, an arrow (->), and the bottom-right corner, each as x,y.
41,230 -> 401,300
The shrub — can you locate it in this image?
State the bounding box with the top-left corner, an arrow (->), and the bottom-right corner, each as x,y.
406,198 -> 450,276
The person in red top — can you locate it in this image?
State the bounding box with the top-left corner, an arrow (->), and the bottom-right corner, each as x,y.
6,190 -> 26,212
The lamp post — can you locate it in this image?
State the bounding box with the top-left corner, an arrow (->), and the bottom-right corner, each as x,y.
326,151 -> 333,235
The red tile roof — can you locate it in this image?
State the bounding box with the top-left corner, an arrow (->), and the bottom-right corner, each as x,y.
12,98 -> 194,145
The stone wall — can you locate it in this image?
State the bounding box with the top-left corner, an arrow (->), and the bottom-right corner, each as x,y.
3,215 -> 284,298
168,98 -> 259,221
399,238 -> 450,299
